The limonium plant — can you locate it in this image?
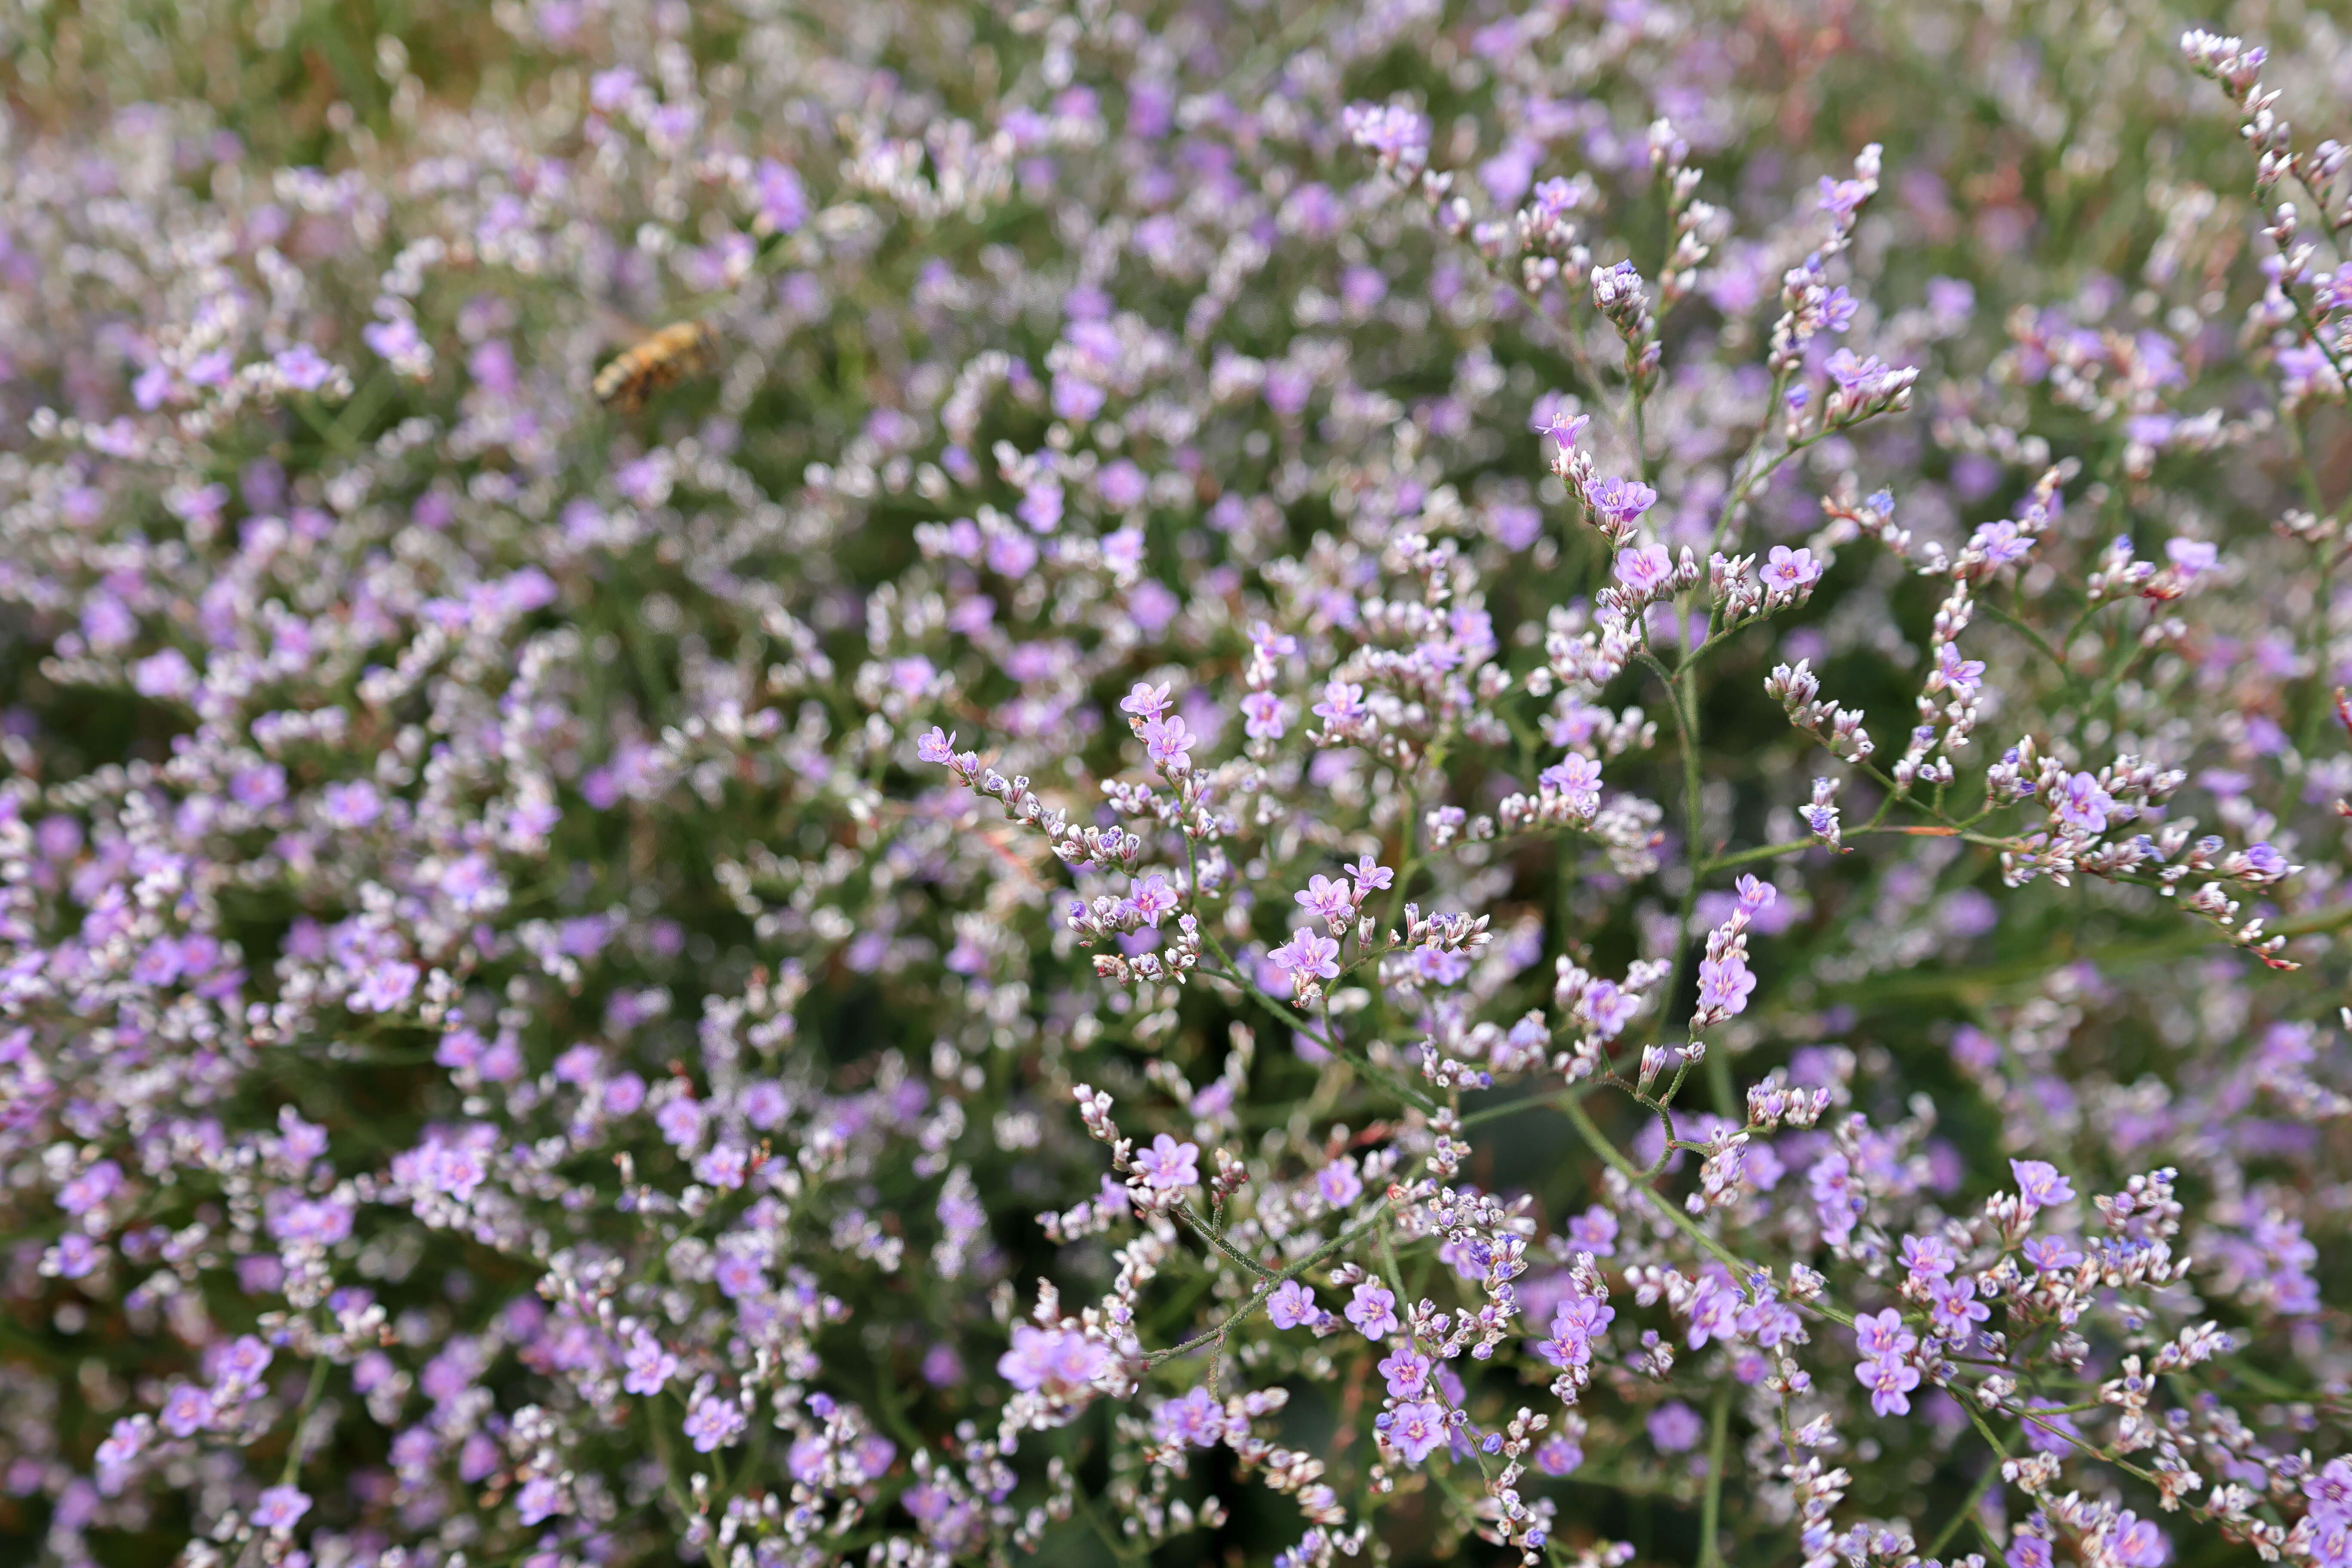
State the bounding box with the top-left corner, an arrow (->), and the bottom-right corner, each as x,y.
6,2 -> 2352,1568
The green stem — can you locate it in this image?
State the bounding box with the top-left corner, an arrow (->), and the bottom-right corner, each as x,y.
1145,1197 -> 1396,1366
280,1357 -> 332,1486
1697,1384 -> 1731,1568
1563,1096 -> 1854,1328
1922,1439 -> 2006,1559
1172,1199 -> 1274,1279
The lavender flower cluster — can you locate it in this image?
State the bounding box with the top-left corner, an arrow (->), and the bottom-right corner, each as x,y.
6,3 -> 2352,1568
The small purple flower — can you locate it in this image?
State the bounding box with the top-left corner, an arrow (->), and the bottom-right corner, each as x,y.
1119,681 -> 1170,721
1580,981 -> 1638,1040
1387,1400 -> 1448,1465
1344,1282 -> 1398,1340
1316,1159 -> 1363,1208
1153,1387 -> 1224,1449
1967,518 -> 2035,567
516,1475 -> 567,1525
1294,874 -> 1355,932
159,1384 -> 212,1438
2165,537 -> 2218,578
1925,1274 -> 1990,1338
1589,478 -> 1660,535
997,1326 -> 1111,1395
622,1328 -> 677,1395
1128,873 -> 1179,927
1140,713 -> 1194,770
1936,641 -> 1986,698
1696,953 -> 1756,1017
2055,772 -> 2113,835
2022,1236 -> 2083,1272
1377,1346 -> 1431,1397
1647,1401 -> 1704,1452
274,344 -> 334,392
1540,752 -> 1602,811
2107,1511 -> 2170,1568
1899,1234 -> 1954,1282
2010,1159 -> 2074,1210
1311,679 -> 1368,729
1270,928 -> 1341,982
1240,690 -> 1287,739
1132,1133 -> 1199,1191
1266,1280 -> 1317,1329
1534,1434 -> 1583,1476
1760,545 -> 1823,595
1611,543 -> 1672,597
1858,1356 -> 1920,1416
58,1160 -> 122,1216
1853,1309 -> 1917,1360
251,1485 -> 311,1530
683,1395 -> 746,1453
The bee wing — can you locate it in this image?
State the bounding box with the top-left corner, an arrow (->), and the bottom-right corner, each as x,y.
591,303 -> 651,349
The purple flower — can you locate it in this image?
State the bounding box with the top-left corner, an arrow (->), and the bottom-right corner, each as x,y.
1316,1159 -> 1364,1207
1240,690 -> 1287,739
1270,928 -> 1341,982
1857,1356 -> 1920,1416
1611,543 -> 1672,597
2055,772 -> 2113,835
1589,478 -> 1660,535
1128,873 -> 1179,927
1534,1434 -> 1583,1475
622,1328 -> 677,1395
1294,873 -> 1356,931
1647,1401 -> 1704,1452
1760,545 -> 1823,595
516,1476 -> 567,1525
159,1384 -> 212,1438
1540,752 -> 1602,810
1534,1288 -> 1612,1369
1853,1309 -> 1916,1360
1344,1282 -> 1398,1340
2010,1159 -> 2074,1210
755,159 -> 808,233
1696,953 -> 1756,1017
1899,1234 -> 1954,1282
1311,679 -> 1368,729
1340,103 -> 1430,166
1140,713 -> 1194,769
2022,1236 -> 2083,1272
2165,537 -> 2218,578
1936,641 -> 1986,697
1377,1346 -> 1430,1397
1925,1275 -> 1990,1338
252,1486 -> 311,1531
1267,1280 -> 1317,1329
683,1395 -> 746,1453
1132,1133 -> 1199,1191
1387,1400 -> 1448,1465
997,1326 -> 1111,1395
1153,1387 -> 1224,1449
2107,1511 -> 2170,1567
1120,681 -> 1170,721
1967,518 -> 2035,567
274,344 -> 334,392
58,1160 -> 122,1215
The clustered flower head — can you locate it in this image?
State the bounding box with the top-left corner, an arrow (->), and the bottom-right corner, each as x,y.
7,6 -> 2352,1568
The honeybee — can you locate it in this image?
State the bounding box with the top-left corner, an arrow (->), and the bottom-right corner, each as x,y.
593,318 -> 718,411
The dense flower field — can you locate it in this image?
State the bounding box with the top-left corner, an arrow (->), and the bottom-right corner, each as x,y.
6,0 -> 2352,1565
